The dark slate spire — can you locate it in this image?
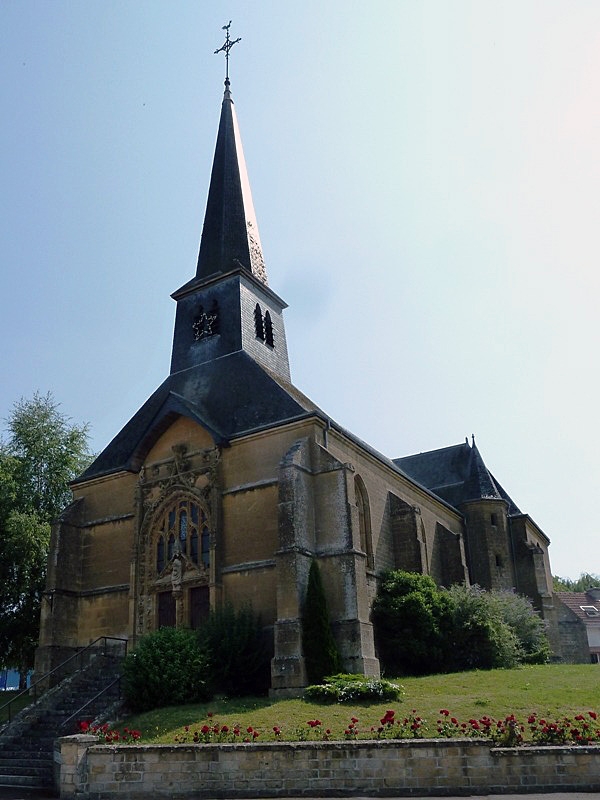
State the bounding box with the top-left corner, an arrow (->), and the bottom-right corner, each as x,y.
463,437 -> 502,501
196,79 -> 268,285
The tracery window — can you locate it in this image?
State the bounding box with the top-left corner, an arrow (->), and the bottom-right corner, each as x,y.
155,497 -> 210,573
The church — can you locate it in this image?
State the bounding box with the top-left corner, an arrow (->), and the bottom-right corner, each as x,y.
36,66 -> 570,694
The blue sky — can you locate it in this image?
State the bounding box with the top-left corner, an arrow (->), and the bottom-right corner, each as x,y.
1,1 -> 599,580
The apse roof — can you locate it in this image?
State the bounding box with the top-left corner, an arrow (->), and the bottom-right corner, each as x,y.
395,439 -> 522,515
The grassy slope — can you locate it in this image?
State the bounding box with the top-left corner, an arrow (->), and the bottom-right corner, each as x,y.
121,664 -> 600,743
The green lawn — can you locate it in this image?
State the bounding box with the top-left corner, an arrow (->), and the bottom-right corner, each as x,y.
120,664 -> 600,743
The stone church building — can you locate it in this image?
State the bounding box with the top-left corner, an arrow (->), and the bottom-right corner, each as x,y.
36,77 -> 569,693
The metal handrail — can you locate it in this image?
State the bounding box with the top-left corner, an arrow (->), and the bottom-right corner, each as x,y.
59,675 -> 122,733
0,636 -> 127,724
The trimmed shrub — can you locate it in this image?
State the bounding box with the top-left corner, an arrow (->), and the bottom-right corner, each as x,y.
122,626 -> 210,712
301,560 -> 342,684
304,673 -> 404,704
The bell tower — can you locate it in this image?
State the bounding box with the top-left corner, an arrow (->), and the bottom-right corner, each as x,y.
170,31 -> 291,382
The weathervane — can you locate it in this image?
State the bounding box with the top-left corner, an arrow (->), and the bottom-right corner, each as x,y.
214,21 -> 241,82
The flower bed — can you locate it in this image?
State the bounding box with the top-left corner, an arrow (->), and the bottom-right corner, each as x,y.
154,707 -> 600,747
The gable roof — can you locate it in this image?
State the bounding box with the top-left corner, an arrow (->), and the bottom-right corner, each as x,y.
77,351 -> 321,482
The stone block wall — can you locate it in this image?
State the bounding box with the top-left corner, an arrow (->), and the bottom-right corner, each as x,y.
58,736 -> 600,799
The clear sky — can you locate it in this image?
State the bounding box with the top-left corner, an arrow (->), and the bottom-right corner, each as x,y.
1,1 -> 598,581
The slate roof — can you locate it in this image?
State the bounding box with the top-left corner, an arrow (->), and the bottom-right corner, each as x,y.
394,439 -> 522,514
192,79 -> 267,289
77,351 -> 322,482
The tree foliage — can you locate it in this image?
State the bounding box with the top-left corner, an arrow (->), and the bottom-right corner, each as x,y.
553,573 -> 600,592
302,560 -> 342,684
372,571 -> 453,676
372,570 -> 550,676
0,392 -> 91,679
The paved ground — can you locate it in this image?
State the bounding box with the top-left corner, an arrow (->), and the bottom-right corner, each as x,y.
3,792 -> 600,800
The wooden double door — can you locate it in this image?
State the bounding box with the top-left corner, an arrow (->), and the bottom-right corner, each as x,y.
157,586 -> 209,629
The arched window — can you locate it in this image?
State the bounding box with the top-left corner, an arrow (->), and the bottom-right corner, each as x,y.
155,497 -> 210,573
264,311 -> 274,347
156,535 -> 165,574
254,303 -> 265,340
355,476 -> 374,569
201,525 -> 210,568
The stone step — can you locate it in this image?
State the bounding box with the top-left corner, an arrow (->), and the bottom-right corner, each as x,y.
0,764 -> 52,778
0,773 -> 52,788
0,758 -> 53,770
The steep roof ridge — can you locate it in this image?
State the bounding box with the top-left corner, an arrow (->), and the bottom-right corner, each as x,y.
463,439 -> 503,501
196,79 -> 268,284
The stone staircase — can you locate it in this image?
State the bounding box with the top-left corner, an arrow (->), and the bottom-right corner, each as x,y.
0,652 -> 123,791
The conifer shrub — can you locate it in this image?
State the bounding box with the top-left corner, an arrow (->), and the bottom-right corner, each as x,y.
197,602 -> 271,697
122,627 -> 211,712
301,560 -> 343,684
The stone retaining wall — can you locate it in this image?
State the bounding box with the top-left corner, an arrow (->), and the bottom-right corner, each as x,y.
57,735 -> 600,799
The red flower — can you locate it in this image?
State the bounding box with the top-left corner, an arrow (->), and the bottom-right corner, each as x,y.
589,711 -> 597,720
200,725 -> 210,734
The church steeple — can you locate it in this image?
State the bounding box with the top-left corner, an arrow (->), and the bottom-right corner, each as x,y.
169,59 -> 290,382
196,79 -> 268,285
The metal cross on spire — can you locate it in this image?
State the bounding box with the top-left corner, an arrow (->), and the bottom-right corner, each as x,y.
214,21 -> 241,82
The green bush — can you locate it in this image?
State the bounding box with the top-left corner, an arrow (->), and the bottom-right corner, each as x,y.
371,571 -> 550,676
301,560 -> 342,684
445,584 -> 521,670
488,589 -> 551,664
197,602 -> 271,697
304,673 -> 404,704
122,627 -> 210,712
372,571 -> 453,676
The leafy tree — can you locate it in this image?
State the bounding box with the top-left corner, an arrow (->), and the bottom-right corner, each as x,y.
371,572 -> 550,676
0,392 -> 91,685
372,570 -> 453,676
488,589 -> 550,664
553,573 -> 600,592
446,584 -> 522,670
302,560 -> 342,684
